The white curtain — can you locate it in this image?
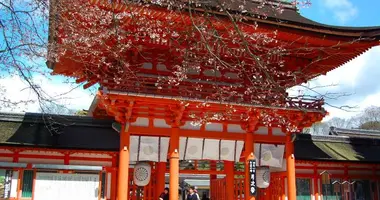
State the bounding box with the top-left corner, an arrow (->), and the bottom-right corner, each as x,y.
130,136 -> 170,162
139,136 -> 159,162
180,137 -> 245,162
255,144 -> 285,168
34,173 -> 99,200
220,140 -> 236,161
180,137 -> 204,160
202,139 -> 219,160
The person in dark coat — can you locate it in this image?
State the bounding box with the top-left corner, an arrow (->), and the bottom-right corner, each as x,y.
201,193 -> 209,200
159,187 -> 169,200
186,186 -> 199,200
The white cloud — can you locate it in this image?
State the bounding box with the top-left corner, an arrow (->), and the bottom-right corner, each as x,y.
321,0 -> 358,24
0,75 -> 94,113
287,46 -> 370,97
292,46 -> 380,120
314,46 -> 379,89
324,91 -> 380,121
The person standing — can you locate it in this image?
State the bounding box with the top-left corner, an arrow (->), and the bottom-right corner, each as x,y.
159,187 -> 169,200
186,186 -> 199,200
201,193 -> 209,200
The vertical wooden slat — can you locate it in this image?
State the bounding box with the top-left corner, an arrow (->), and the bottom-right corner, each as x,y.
21,170 -> 33,198
17,169 -> 23,200
111,170 -> 117,200
31,170 -> 36,200
98,171 -> 102,200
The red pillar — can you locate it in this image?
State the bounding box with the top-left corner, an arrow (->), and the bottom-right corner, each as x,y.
286,134 -> 296,200
225,161 -> 235,200
117,123 -> 130,200
169,127 -> 180,200
156,162 -> 166,194
210,161 -> 217,200
282,177 -> 286,200
313,167 -> 319,200
111,170 -> 117,200
210,161 -> 217,180
313,178 -> 319,200
245,132 -> 256,200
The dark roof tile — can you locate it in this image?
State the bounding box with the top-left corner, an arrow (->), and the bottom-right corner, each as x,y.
295,134 -> 380,163
0,112 -> 119,151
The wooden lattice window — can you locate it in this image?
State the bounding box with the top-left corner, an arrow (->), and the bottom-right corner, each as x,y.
296,178 -> 311,200
21,170 -> 34,198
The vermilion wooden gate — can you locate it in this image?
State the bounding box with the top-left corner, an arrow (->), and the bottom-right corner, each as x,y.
268,173 -> 285,200
211,175 -> 285,200
234,178 -> 245,200
210,178 -> 245,200
211,178 -> 226,200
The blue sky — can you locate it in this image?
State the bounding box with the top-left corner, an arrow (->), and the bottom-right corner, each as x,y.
293,0 -> 380,119
300,0 -> 380,26
2,0 -> 380,119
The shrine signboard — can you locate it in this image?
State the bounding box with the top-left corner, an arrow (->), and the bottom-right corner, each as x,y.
249,159 -> 257,196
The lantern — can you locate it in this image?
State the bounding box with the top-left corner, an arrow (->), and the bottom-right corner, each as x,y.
133,162 -> 151,186
333,183 -> 341,193
256,166 -> 270,188
343,183 -> 350,193
320,171 -> 330,185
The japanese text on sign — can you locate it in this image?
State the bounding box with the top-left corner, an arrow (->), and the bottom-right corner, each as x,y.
249,160 -> 256,196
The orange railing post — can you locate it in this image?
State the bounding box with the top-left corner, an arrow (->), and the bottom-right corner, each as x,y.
117,123 -> 130,200
286,134 -> 296,200
169,127 -> 179,200
156,162 -> 166,194
225,161 -> 235,200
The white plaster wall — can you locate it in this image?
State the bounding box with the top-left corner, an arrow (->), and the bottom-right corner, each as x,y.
69,160 -> 112,167
70,152 -> 112,159
272,127 -> 285,136
131,117 -> 149,127
205,123 -> 223,132
295,168 -> 314,174
19,150 -> 63,156
255,126 -> 268,135
0,149 -> 13,154
154,119 -> 171,128
0,157 -> 13,162
227,124 -> 245,133
181,121 -> 201,130
19,158 -> 64,165
317,169 -> 344,175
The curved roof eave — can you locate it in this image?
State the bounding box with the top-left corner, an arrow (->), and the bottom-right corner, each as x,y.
185,0 -> 380,39
263,10 -> 380,39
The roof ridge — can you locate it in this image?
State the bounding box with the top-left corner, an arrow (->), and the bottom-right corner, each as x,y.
0,112 -> 114,127
297,133 -> 380,145
332,126 -> 380,134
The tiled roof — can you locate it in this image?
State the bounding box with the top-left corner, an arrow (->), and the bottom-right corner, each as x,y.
295,134 -> 380,163
0,112 -> 119,151
329,126 -> 380,139
165,0 -> 380,37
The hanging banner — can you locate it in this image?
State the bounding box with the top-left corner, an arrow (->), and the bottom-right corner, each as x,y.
3,170 -> 12,198
249,159 -> 257,197
0,169 -> 12,198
